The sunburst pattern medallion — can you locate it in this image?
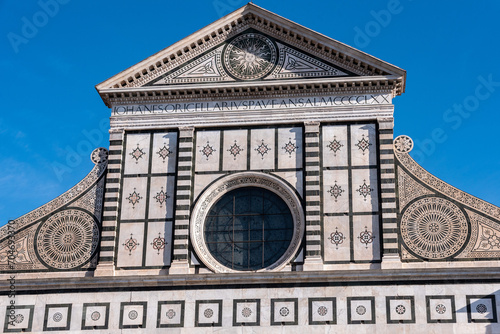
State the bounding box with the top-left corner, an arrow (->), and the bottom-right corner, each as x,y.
224,33 -> 277,80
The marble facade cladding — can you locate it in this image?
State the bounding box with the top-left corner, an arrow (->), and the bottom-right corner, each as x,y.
114,131 -> 177,270
3,281 -> 500,333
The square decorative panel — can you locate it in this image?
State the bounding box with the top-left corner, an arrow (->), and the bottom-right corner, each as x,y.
271,298 -> 298,326
157,301 -> 184,328
43,304 -> 72,331
3,305 -> 34,333
233,299 -> 260,326
195,300 -> 222,327
425,295 -> 455,323
81,303 -> 110,330
309,297 -> 336,325
347,297 -> 375,324
119,302 -> 147,329
466,295 -> 497,323
386,296 -> 415,324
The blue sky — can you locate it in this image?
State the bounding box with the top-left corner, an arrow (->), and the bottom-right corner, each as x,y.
1,0 -> 499,222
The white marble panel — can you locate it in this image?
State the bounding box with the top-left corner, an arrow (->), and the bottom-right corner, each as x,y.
310,299 -> 335,323
197,302 -> 220,325
352,215 -> 380,261
349,298 -> 374,322
468,297 -> 495,321
323,216 -> 350,262
222,129 -> 247,171
271,171 -> 303,197
45,305 -> 70,330
121,177 -> 148,220
122,304 -> 145,327
124,133 -> 150,175
116,223 -> 144,267
151,132 -> 177,174
195,131 -> 220,172
234,301 -> 259,325
4,306 -> 32,330
158,301 -> 183,327
322,125 -> 348,167
278,127 -> 302,169
388,298 -> 413,321
83,304 -> 108,328
148,176 -> 175,219
351,124 -> 376,166
250,129 -> 275,170
272,300 -> 296,324
323,169 -> 349,213
193,174 -> 224,201
351,168 -> 378,213
145,221 -> 173,267
427,297 -> 454,321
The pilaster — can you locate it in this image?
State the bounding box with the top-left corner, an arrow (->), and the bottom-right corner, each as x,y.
302,121 -> 323,270
170,126 -> 194,274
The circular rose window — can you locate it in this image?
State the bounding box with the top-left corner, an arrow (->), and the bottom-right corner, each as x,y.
191,172 -> 304,273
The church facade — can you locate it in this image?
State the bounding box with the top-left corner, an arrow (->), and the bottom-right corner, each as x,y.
1,4 -> 500,333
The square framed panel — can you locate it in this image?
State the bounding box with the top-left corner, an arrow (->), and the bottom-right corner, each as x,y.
271,298 -> 298,326
43,303 -> 72,331
119,302 -> 147,329
426,295 -> 456,323
347,297 -> 375,324
233,299 -> 260,326
157,301 -> 184,328
4,305 -> 34,333
309,297 -> 336,325
466,295 -> 497,323
82,303 -> 110,330
195,300 -> 222,327
386,296 -> 415,324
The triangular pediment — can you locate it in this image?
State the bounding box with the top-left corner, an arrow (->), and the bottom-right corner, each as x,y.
145,29 -> 354,86
96,3 -> 405,106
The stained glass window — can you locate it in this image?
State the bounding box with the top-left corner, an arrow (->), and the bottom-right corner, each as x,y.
204,187 -> 294,271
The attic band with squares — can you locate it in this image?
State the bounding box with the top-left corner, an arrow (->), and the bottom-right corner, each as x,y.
1,3 -> 500,333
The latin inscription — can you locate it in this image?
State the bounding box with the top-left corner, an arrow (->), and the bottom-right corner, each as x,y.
112,94 -> 391,116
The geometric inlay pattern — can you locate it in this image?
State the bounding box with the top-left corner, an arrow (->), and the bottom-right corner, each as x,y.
200,141 -> 216,160
355,134 -> 371,155
153,187 -> 170,208
254,140 -> 271,159
401,197 -> 469,260
356,179 -> 373,201
327,136 -> 343,155
227,140 -> 244,160
151,233 -> 166,255
357,226 -> 375,248
282,138 -> 298,157
35,209 -> 99,270
126,188 -> 142,208
328,182 -> 344,202
328,227 -> 346,249
130,144 -> 146,163
156,144 -> 172,163
122,234 -> 140,255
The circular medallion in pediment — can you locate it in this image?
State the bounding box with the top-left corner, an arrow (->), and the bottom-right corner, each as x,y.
35,209 -> 100,270
400,197 -> 469,260
223,33 -> 277,80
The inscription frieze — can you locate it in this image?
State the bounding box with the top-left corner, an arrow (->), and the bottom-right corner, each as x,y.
112,94 -> 391,116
